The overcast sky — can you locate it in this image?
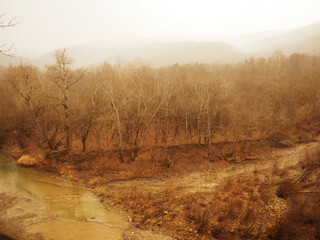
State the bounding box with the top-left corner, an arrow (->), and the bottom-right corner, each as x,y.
1,0 -> 320,53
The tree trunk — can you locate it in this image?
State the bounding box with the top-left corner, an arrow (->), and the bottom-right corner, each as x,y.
207,109 -> 212,156
63,90 -> 71,151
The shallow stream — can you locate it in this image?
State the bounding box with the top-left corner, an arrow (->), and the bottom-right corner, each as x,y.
0,155 -> 128,240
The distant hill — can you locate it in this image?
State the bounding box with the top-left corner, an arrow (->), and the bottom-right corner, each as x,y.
221,29 -> 289,47
248,21 -> 320,55
1,21 -> 319,68
32,44 -> 132,67
32,41 -> 246,67
274,34 -> 320,56
120,41 -> 246,66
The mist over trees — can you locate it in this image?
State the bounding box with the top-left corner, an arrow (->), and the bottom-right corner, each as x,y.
0,14 -> 17,57
1,50 -> 320,161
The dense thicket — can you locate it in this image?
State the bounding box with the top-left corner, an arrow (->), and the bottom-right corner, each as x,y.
1,50 -> 320,161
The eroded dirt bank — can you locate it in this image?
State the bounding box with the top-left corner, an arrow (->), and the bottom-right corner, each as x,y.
94,140 -> 320,239
1,137 -> 319,239
0,154 -> 176,240
0,158 -> 122,240
99,141 -> 318,194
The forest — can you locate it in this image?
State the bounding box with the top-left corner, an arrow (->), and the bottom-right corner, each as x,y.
1,50 -> 320,240
1,0 -> 320,238
1,50 -> 320,159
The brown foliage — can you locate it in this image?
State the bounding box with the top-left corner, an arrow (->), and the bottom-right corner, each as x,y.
269,147 -> 320,240
269,196 -> 320,240
1,52 -> 320,161
110,177 -> 276,240
276,179 -> 301,199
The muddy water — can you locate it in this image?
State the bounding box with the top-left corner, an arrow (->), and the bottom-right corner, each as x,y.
0,156 -> 128,240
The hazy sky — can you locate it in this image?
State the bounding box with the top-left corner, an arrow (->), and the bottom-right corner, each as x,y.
1,0 -> 320,53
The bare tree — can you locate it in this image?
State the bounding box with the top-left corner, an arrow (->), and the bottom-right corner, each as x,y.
196,79 -> 223,156
126,65 -> 168,161
75,69 -> 102,152
7,64 -> 56,149
98,63 -> 125,161
46,49 -> 85,152
0,14 -> 18,57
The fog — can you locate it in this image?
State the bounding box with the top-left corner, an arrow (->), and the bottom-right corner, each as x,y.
2,1 -> 320,240
1,0 -> 320,54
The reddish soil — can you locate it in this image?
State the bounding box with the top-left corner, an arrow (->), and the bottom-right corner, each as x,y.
1,134 -> 319,240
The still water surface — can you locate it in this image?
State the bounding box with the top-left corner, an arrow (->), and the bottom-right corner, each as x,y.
0,155 -> 128,240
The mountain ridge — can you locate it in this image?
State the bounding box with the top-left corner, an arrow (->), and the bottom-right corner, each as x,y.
1,21 -> 319,67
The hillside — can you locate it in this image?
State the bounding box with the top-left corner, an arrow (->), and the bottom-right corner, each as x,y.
1,22 -> 319,68
122,41 -> 246,66
248,21 -> 320,55
32,41 -> 245,67
276,33 -> 320,55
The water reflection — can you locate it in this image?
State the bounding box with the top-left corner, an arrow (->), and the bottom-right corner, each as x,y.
0,156 -> 125,224
0,155 -> 127,239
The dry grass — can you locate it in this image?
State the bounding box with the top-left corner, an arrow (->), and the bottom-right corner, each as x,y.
104,175 -> 280,240
302,146 -> 320,166
101,145 -> 320,240
269,146 -> 320,240
269,195 -> 320,240
276,179 -> 301,199
41,139 -> 272,185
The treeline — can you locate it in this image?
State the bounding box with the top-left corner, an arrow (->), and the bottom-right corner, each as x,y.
1,50 -> 320,162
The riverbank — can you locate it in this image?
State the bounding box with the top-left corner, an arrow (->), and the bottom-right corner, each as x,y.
0,193 -> 42,240
0,156 -> 130,240
1,133 -> 319,239
2,133 -> 308,185
96,140 -> 320,239
0,154 -> 177,240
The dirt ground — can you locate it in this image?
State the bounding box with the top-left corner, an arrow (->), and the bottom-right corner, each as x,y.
94,140 -> 320,239
0,193 -> 43,240
1,135 -> 320,239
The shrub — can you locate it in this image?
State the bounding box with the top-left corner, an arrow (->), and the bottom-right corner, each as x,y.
269,195 -> 320,240
276,179 -> 301,199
